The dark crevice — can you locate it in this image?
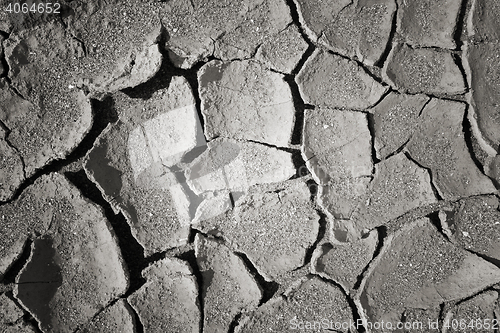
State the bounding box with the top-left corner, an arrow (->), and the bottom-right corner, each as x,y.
453,0 -> 470,51
374,0 -> 398,68
283,0 -> 316,146
283,74 -> 310,145
1,239 -> 32,285
228,312 -> 243,333
300,208 -> 326,269
64,170 -> 147,298
284,0 -> 316,55
23,313 -> 43,333
129,302 -> 145,333
452,53 -> 470,91
427,210 -> 450,241
325,49 -> 389,88
403,151 -> 444,201
306,179 -> 318,203
352,226 -> 387,291
464,248 -> 500,268
0,96 -> 118,206
175,248 -> 205,333
463,105 -> 488,174
234,251 -> 280,306
366,113 -> 381,164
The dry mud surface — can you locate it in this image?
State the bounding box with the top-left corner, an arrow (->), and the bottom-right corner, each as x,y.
0,0 -> 500,332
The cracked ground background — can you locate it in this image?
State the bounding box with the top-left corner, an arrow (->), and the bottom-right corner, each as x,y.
0,0 -> 500,332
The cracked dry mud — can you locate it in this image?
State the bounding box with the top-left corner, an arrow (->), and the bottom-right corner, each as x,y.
0,0 -> 500,332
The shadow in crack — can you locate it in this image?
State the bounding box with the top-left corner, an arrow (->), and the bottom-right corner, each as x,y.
64,170 -> 147,297
16,237 -> 62,331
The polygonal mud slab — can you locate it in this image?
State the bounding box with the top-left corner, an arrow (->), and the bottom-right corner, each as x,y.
383,43 -> 466,95
302,108 -> 372,184
62,0 -> 164,98
79,299 -> 136,333
397,0 -> 462,49
351,153 -> 437,232
236,277 -> 354,332
2,25 -> 93,179
193,180 -> 320,281
294,0 -> 396,66
254,24 -> 309,74
302,108 -> 372,219
195,235 -> 262,333
161,0 -> 292,68
440,196 -> 500,263
468,0 -> 500,42
357,218 -> 500,332
0,125 -> 25,202
85,76 -> 204,256
199,60 -> 295,147
312,230 -> 378,292
318,177 -> 372,220
466,42 -> 500,150
444,291 -> 498,333
369,92 -> 430,160
297,49 -> 387,109
10,173 -> 129,333
186,138 -> 295,195
406,98 -> 496,200
128,257 -> 200,333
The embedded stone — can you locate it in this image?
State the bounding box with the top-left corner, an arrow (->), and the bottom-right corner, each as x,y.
312,230 -> 378,292
84,77 -> 203,256
297,49 -> 387,109
397,0 -> 462,48
358,218 -> 500,330
199,60 -> 295,147
369,92 -> 430,160
406,99 -> 496,200
186,138 -> 295,195
161,0 -> 292,68
237,277 -> 354,333
467,42 -> 500,150
79,299 -> 136,333
441,196 -> 500,263
445,291 -> 498,333
128,257 -> 200,333
383,43 -> 466,95
13,173 -> 129,333
352,153 -> 437,231
195,235 -> 262,333
294,0 -> 396,66
255,24 -> 309,74
0,126 -> 25,202
2,25 -> 93,180
193,180 -> 320,281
